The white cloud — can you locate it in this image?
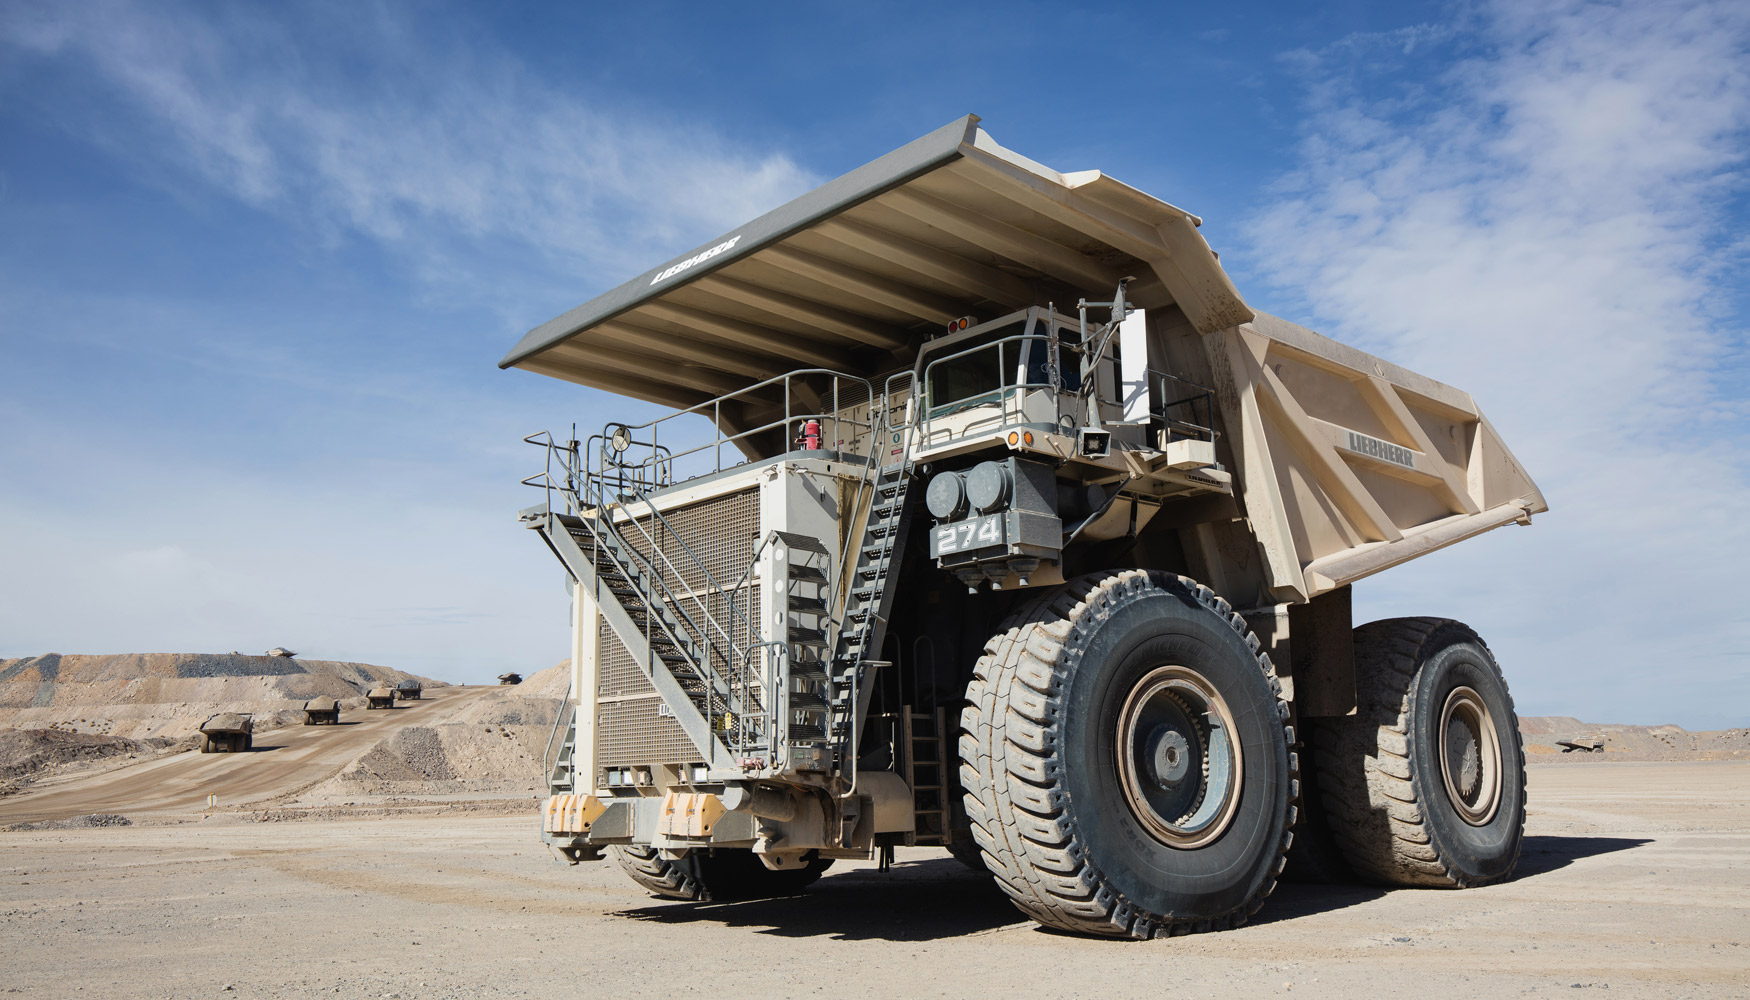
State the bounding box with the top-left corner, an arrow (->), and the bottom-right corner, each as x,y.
0,0 -> 816,287
1245,0 -> 1750,726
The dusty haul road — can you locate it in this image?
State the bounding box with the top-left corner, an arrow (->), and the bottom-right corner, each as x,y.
0,685 -> 495,825
2,761 -> 1746,999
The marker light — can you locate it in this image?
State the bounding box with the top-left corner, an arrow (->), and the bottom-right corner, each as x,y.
1008,431 -> 1019,446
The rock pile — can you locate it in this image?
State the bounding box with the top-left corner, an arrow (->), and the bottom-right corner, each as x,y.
323,663 -> 569,797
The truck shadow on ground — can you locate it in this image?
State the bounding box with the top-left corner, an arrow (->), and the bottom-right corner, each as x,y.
617,835 -> 1654,941
1513,834 -> 1650,877
617,857 -> 1023,940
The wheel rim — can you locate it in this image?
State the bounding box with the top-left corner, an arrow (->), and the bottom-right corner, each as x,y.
1116,665 -> 1244,849
1438,685 -> 1503,826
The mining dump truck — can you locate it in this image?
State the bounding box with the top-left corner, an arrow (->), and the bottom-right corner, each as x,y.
303,697 -> 341,725
395,679 -> 423,701
504,116 -> 1546,936
198,713 -> 253,753
364,687 -> 396,710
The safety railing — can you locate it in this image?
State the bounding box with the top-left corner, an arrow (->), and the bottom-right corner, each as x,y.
598,369 -> 878,488
893,332 -> 1218,456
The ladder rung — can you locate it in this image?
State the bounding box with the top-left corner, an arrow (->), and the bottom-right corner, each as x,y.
787,565 -> 829,584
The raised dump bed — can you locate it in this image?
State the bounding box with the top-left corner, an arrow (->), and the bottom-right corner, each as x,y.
503,116 -> 1547,939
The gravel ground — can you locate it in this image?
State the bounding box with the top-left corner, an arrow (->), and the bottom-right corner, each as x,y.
1,760 -> 1745,999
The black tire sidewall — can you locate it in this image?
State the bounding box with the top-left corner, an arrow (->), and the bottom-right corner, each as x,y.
1407,634 -> 1524,881
1060,582 -> 1290,920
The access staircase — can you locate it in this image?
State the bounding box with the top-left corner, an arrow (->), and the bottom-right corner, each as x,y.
829,456 -> 918,772
533,481 -> 764,775
548,716 -> 575,795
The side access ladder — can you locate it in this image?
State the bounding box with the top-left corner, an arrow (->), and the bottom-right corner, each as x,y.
829,457 -> 918,770
902,706 -> 951,845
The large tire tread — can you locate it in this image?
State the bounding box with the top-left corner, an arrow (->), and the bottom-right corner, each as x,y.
959,569 -> 1297,939
1310,617 -> 1525,888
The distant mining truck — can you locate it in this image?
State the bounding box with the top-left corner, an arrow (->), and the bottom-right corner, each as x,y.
395,679 -> 422,701
303,697 -> 341,725
498,672 -> 523,685
365,687 -> 396,710
198,713 -> 253,753
504,116 -> 1547,937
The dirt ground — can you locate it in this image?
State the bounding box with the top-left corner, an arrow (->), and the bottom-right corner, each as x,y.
2,761 -> 1745,999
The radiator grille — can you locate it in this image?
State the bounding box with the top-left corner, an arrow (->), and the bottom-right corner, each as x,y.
595,486 -> 762,774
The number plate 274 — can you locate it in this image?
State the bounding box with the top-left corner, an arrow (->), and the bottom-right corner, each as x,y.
931,514 -> 1006,556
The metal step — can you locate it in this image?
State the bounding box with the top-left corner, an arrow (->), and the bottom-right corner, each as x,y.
787,564 -> 830,585
772,530 -> 831,555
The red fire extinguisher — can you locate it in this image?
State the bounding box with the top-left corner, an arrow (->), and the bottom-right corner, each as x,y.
802,419 -> 822,450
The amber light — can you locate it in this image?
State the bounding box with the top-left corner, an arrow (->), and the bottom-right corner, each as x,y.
1008,431 -> 1019,446
1023,431 -> 1035,445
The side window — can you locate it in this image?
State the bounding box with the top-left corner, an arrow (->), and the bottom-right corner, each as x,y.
1057,325 -> 1083,392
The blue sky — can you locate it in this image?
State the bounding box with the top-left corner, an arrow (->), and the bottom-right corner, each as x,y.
2,1 -> 1746,727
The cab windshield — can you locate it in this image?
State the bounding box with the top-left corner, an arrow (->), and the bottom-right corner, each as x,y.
921,314 -> 1081,417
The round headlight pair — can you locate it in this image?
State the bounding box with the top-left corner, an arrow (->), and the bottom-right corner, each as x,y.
926,461 -> 1012,521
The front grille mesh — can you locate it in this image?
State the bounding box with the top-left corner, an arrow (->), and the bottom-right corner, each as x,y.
596,486 -> 761,774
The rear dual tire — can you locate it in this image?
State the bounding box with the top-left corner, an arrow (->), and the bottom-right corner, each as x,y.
612,845 -> 832,902
1308,617 -> 1525,887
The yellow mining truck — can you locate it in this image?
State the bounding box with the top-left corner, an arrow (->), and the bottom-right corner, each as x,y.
364,687 -> 396,710
505,116 -> 1546,934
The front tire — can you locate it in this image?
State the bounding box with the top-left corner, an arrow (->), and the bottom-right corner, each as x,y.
612,846 -> 832,902
1309,617 -> 1525,887
960,570 -> 1295,938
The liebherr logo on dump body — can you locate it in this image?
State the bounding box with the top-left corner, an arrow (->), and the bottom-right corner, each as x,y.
650,235 -> 742,285
1346,430 -> 1416,469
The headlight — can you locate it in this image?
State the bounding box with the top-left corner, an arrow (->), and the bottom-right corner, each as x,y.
966,461 -> 1012,513
926,471 -> 967,520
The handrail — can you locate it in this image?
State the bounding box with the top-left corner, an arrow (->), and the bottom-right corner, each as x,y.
606,369 -> 877,484
541,677 -> 574,789
585,470 -> 754,730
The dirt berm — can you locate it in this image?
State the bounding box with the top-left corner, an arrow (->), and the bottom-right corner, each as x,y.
0,652 -> 443,739
312,663 -> 568,800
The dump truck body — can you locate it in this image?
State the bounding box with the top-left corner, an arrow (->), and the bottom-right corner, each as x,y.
302,697 -> 341,725
505,117 -> 1546,935
364,687 -> 396,710
198,712 -> 253,753
395,679 -> 422,701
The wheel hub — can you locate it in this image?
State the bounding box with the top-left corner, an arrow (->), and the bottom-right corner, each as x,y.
1117,665 -> 1242,849
1439,685 -> 1503,826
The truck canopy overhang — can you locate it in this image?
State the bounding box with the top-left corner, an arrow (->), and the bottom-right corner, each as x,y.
498,115 -> 1255,410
